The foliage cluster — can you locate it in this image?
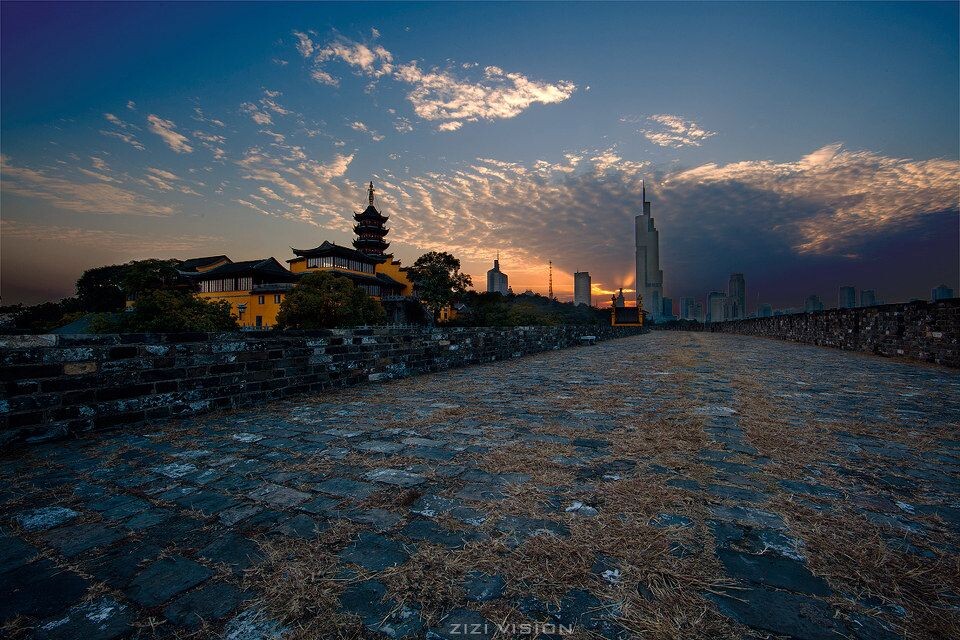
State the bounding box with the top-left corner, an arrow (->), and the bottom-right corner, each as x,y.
405,251 -> 472,319
1,258 -> 235,333
447,291 -> 609,327
276,271 -> 386,329
92,290 -> 238,333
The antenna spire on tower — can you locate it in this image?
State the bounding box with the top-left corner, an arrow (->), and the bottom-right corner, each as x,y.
642,180 -> 646,203
368,181 -> 375,206
548,260 -> 554,300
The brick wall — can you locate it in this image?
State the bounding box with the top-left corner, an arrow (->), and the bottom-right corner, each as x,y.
0,325 -> 642,448
703,299 -> 960,367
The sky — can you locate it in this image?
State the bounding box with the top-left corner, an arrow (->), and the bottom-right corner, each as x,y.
2,1 -> 958,310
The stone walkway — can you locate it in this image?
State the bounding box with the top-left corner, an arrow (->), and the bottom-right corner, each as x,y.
2,332 -> 959,639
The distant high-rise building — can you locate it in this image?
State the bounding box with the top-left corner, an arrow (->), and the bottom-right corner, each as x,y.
839,286 -> 856,309
661,297 -> 674,320
680,297 -> 696,320
635,182 -> 664,320
486,257 -> 508,294
573,272 -> 592,306
804,294 -> 824,313
860,289 -> 877,307
694,301 -> 704,322
932,284 -> 955,301
758,303 -> 773,317
728,273 -> 746,319
707,292 -> 727,323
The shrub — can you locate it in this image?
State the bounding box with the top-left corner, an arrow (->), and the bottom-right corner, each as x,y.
275,271 -> 386,329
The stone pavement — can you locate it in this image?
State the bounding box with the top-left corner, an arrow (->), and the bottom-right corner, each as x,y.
1,332 -> 959,639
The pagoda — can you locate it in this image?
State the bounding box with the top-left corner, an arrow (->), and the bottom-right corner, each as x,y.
353,182 -> 390,260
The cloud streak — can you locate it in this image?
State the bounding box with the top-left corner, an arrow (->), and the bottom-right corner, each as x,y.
626,114 -> 717,148
100,113 -> 145,150
663,143 -> 958,253
147,114 -> 193,153
225,139 -> 956,301
1,155 -> 174,216
1,219 -> 220,253
298,34 -> 576,131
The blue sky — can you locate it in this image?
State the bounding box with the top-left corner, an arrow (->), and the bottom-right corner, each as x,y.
2,1 -> 958,308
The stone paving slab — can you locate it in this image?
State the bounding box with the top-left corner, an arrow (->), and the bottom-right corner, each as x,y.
1,332 -> 959,638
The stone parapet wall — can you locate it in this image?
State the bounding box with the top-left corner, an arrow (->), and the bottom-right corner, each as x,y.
705,299 -> 960,367
0,325 -> 642,448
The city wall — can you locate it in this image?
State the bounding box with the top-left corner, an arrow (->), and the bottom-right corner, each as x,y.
0,325 -> 643,449
702,299 -> 960,368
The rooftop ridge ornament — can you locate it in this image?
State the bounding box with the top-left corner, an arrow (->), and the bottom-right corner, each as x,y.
368,181 -> 375,206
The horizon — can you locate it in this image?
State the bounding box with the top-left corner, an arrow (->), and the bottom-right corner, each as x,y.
2,1 -> 958,311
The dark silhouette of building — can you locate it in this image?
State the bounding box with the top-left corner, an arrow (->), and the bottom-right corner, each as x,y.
353,182 -> 390,259
728,273 -> 746,319
932,284 -> 955,301
805,294 -> 824,313
839,286 -> 856,309
635,182 -> 663,320
486,256 -> 509,294
574,271 -> 592,306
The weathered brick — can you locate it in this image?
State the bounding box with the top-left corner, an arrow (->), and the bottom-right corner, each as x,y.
64,362 -> 97,376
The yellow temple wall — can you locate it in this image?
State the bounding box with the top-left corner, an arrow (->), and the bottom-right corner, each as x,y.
375,260 -> 413,295
197,291 -> 285,328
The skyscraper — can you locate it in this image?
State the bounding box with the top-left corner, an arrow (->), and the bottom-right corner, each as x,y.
635,183 -> 664,321
728,273 -> 746,319
707,292 -> 727,323
860,289 -> 877,307
804,294 -> 824,313
839,286 -> 856,309
486,257 -> 508,294
680,297 -> 696,320
662,297 -> 674,320
694,301 -> 704,322
573,272 -> 592,306
932,284 -> 955,301
758,303 -> 773,317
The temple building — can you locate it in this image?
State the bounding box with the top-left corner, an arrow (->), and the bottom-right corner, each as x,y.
191,258 -> 298,329
181,182 -> 415,329
287,242 -> 410,298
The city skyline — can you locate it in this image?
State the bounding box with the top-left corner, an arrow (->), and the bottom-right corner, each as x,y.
2,2 -> 958,307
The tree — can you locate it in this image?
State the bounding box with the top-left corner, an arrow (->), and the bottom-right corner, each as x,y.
275,271 -> 386,329
406,251 -> 472,320
75,264 -> 128,312
121,259 -> 184,296
101,290 -> 238,333
75,258 -> 184,312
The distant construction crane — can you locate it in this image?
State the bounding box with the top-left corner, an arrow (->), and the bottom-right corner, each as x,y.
548,261 -> 554,300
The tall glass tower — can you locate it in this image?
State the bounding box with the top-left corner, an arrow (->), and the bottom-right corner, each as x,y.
635,182 -> 664,320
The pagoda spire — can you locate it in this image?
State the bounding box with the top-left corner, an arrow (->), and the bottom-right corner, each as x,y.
354,180 -> 390,259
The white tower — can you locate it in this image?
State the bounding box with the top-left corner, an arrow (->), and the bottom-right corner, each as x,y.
635,182 -> 664,320
573,271 -> 592,306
